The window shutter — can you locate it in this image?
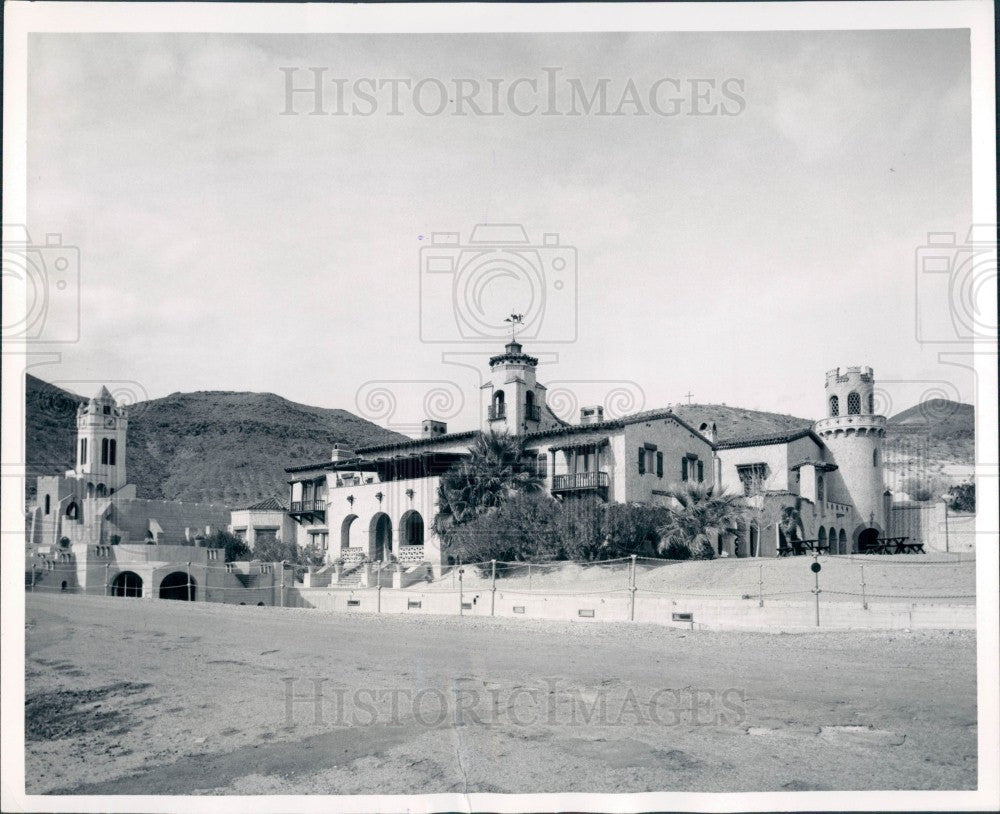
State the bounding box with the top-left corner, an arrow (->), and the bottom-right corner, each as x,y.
682,458 -> 688,481
656,451 -> 664,477
637,447 -> 645,474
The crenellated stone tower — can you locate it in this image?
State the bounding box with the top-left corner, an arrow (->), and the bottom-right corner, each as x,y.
73,386 -> 128,493
814,367 -> 886,531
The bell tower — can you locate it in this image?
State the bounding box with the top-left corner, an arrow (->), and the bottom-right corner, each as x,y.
74,385 -> 128,493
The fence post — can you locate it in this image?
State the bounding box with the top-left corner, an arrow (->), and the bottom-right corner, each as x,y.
490,559 -> 496,617
105,562 -> 110,597
758,563 -> 764,607
811,552 -> 821,627
860,563 -> 868,610
30,555 -> 36,592
187,561 -> 192,602
279,561 -> 285,608
629,554 -> 637,621
458,568 -> 464,615
528,562 -> 532,591
944,501 -> 950,552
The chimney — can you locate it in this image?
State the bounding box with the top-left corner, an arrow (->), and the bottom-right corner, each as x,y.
579,406 -> 604,425
331,442 -> 355,462
421,419 -> 447,438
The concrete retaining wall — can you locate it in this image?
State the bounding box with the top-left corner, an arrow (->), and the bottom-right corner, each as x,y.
287,586 -> 975,631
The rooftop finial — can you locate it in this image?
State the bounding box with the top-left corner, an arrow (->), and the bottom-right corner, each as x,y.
504,312 -> 524,342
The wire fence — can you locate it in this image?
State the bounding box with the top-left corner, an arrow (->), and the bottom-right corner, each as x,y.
26,550 -> 976,608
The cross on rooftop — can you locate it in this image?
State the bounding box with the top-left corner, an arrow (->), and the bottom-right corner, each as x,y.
685,391 -> 694,405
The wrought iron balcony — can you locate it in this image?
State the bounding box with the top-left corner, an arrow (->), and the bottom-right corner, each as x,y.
525,404 -> 541,421
551,471 -> 610,493
488,404 -> 507,421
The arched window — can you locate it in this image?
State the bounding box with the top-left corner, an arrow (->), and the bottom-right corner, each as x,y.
847,391 -> 861,415
867,393 -> 874,414
80,438 -> 87,465
873,448 -> 879,467
817,473 -> 825,503
101,438 -> 110,464
96,484 -> 107,498
109,439 -> 117,466
491,390 -> 506,420
525,391 -> 534,406
829,396 -> 839,417
66,502 -> 78,520
44,495 -> 50,515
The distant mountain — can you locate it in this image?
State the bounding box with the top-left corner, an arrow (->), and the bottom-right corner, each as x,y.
24,377 -> 975,507
884,398 -> 975,483
25,375 -> 407,506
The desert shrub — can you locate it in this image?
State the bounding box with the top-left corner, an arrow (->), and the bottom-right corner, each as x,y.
600,503 -> 673,559
210,530 -> 251,562
661,540 -> 692,560
449,492 -> 562,568
946,482 -> 975,513
693,540 -> 716,560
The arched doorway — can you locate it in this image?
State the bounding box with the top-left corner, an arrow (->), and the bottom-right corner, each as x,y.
159,571 -> 195,601
748,523 -> 759,558
857,527 -> 879,554
400,510 -> 425,547
369,513 -> 392,561
112,571 -> 143,597
838,529 -> 847,555
96,483 -> 107,497
341,514 -> 359,551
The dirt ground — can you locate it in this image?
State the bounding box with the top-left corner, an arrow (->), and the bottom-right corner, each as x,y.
24,593 -> 976,795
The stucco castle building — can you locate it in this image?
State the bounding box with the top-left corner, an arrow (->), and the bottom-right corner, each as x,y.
264,341 -> 891,574
23,387 -> 279,602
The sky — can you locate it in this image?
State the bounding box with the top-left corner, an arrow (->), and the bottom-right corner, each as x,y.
25,30 -> 975,433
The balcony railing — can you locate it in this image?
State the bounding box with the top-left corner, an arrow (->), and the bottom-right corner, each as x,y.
488,404 -> 507,421
552,471 -> 610,493
290,499 -> 326,515
525,404 -> 541,421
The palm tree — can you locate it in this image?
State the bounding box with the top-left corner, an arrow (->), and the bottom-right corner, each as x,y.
434,431 -> 544,538
656,483 -> 745,558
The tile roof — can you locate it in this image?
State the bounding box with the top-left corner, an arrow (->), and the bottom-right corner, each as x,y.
239,496 -> 287,511
715,428 -> 821,450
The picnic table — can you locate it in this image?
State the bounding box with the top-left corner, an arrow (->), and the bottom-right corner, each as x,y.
864,536 -> 924,555
777,539 -> 830,557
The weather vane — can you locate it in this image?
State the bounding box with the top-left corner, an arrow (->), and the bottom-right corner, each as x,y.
504,312 -> 524,341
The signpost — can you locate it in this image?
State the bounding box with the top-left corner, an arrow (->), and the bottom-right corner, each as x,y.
811,556 -> 822,627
